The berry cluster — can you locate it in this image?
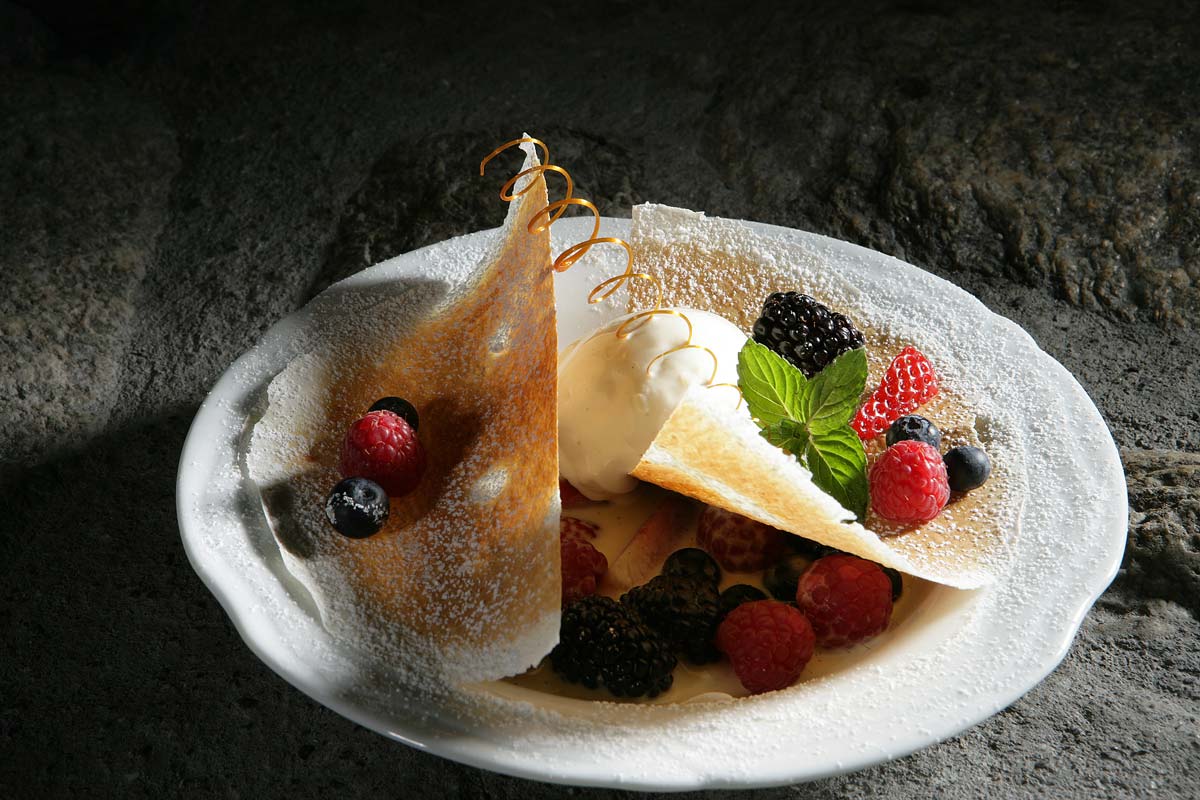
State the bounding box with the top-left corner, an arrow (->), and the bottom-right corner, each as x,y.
545,289 -> 998,699
869,439 -> 950,524
623,573 -> 722,664
548,547 -> 723,697
717,601 -> 814,694
550,500 -> 905,698
617,547 -> 724,668
699,507 -> 897,693
794,554 -> 893,648
715,546 -> 896,692
869,414 -> 991,523
323,396 -> 427,539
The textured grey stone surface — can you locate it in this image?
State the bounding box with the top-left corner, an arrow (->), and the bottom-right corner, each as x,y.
0,67 -> 177,477
1,1 -> 1197,797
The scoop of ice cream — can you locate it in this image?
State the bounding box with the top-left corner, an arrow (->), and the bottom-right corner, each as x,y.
558,308 -> 747,500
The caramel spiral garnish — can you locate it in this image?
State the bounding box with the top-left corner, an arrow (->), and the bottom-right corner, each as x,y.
480,138 -> 740,400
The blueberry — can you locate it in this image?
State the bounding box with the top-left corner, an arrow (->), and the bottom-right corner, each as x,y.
663,548 -> 721,585
324,477 -> 389,538
763,554 -> 812,601
943,446 -> 991,492
368,396 -> 419,431
886,415 -> 942,450
782,535 -> 838,560
719,584 -> 768,616
881,566 -> 903,601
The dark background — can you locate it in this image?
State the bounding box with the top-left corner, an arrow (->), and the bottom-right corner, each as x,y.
2,1 -> 1197,797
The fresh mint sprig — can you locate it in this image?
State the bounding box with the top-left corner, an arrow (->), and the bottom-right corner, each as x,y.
737,340 -> 869,521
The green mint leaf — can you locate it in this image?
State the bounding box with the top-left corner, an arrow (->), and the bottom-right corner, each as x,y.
760,417 -> 809,454
804,424 -> 869,522
737,339 -> 807,427
804,347 -> 868,433
738,340 -> 870,521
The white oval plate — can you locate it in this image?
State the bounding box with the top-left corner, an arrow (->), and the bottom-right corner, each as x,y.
177,216 -> 1126,791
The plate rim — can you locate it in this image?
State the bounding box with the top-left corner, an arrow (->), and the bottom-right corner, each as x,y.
177,215 -> 1127,791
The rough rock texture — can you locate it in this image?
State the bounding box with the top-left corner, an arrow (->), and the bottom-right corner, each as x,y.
0,68 -> 177,477
1,1 -> 1197,798
1121,450 -> 1200,616
706,6 -> 1200,327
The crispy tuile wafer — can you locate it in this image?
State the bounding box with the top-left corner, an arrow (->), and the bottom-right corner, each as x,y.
628,204 -> 1023,589
247,139 -> 560,685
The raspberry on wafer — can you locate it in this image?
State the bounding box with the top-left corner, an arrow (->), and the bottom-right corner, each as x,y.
869,440 -> 950,524
852,346 -> 940,440
339,410 -> 426,497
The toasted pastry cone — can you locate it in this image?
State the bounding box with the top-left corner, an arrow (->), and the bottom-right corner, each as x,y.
248,139 -> 560,684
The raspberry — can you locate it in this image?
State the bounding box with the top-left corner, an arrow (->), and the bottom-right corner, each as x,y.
795,554 -> 893,648
339,410 -> 427,497
752,291 -> 865,377
559,516 -> 598,542
550,596 -> 676,697
560,518 -> 607,605
852,346 -> 940,440
559,478 -> 592,509
716,600 -> 815,694
869,440 -> 950,523
696,506 -> 789,573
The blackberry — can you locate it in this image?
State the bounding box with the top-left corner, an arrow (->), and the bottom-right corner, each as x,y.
324,477 -> 389,538
622,575 -> 722,664
549,596 -> 676,698
368,396 -> 419,431
662,548 -> 721,586
944,446 -> 991,492
752,291 -> 865,377
719,584 -> 768,617
886,415 -> 942,450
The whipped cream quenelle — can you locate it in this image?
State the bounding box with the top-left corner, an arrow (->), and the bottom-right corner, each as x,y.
557,307 -> 747,500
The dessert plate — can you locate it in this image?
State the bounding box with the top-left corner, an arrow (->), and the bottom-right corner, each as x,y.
177,216 -> 1126,791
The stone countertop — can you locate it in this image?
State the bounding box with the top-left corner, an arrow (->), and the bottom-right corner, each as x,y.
2,1 -> 1197,797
